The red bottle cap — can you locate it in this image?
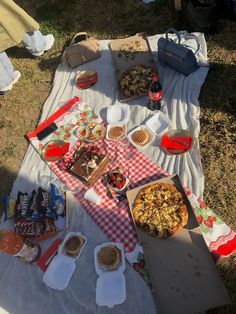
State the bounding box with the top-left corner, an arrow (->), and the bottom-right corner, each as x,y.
153,73 -> 158,80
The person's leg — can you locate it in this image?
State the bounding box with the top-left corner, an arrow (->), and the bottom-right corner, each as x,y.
22,30 -> 54,57
0,52 -> 21,94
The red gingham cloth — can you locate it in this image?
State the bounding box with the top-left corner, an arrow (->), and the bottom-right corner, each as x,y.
51,139 -> 169,252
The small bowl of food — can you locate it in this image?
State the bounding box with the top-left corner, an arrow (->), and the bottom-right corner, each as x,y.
92,125 -> 106,141
106,124 -> 126,141
74,126 -> 90,140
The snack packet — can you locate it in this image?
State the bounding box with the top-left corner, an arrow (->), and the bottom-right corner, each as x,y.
22,190 -> 37,220
1,196 -> 16,221
14,217 -> 37,237
32,188 -> 50,220
15,192 -> 29,218
47,183 -> 65,218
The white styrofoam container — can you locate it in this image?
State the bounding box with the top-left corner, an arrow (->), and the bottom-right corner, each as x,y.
96,271 -> 126,308
107,104 -> 130,124
146,111 -> 172,136
128,111 -> 172,149
58,231 -> 87,261
106,123 -> 127,141
43,254 -> 76,290
128,125 -> 155,150
94,242 -> 126,308
43,231 -> 87,290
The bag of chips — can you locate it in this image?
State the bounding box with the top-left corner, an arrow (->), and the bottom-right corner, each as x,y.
1,195 -> 16,221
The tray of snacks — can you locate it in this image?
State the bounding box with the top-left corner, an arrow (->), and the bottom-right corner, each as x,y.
43,231 -> 86,290
58,145 -> 111,186
94,242 -> 126,308
109,33 -> 157,102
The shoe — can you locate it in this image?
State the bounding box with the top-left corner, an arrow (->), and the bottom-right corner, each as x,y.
0,70 -> 21,95
44,34 -> 55,51
31,34 -> 55,57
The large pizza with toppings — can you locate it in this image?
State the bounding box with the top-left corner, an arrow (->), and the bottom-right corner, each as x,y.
119,65 -> 156,98
132,183 -> 189,239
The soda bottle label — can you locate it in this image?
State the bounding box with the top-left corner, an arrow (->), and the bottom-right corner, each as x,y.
149,90 -> 162,101
14,240 -> 40,263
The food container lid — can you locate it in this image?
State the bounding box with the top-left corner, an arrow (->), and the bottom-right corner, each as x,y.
128,125 -> 155,150
58,231 -> 87,261
107,104 -> 130,124
145,111 -> 172,136
96,271 -> 126,308
43,254 -> 76,290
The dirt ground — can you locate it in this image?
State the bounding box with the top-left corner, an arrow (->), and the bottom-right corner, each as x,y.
0,0 -> 235,313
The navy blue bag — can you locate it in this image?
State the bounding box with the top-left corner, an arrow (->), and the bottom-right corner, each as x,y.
158,28 -> 200,76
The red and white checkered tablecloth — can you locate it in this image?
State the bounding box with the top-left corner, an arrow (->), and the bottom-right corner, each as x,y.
27,98 -> 236,257
51,139 -> 170,252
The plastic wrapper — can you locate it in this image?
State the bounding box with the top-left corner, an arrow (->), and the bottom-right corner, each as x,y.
1,196 -> 16,221
22,190 -> 37,220
15,192 -> 29,218
33,188 -> 50,220
48,184 -> 65,218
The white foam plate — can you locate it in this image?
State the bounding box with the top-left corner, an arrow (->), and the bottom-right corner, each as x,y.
146,111 -> 171,136
96,272 -> 126,308
43,255 -> 75,291
43,231 -> 87,290
128,125 -> 155,150
58,231 -> 87,262
94,242 -> 126,308
107,104 -> 130,124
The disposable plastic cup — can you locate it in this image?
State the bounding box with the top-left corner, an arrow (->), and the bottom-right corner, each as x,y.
84,189 -> 101,205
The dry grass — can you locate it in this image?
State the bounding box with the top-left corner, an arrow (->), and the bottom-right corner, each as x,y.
0,0 -> 235,312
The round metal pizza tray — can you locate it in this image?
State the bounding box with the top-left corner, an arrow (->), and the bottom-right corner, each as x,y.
162,129 -> 194,155
76,70 -> 97,89
41,140 -> 67,162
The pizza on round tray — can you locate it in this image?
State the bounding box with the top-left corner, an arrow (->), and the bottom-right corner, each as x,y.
119,65 -> 156,98
132,183 -> 189,239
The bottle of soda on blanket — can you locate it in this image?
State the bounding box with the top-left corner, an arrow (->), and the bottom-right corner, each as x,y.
0,229 -> 41,263
148,73 -> 162,110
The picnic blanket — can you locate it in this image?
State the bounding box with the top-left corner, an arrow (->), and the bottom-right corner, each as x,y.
0,33 -> 235,314
25,97 -> 236,257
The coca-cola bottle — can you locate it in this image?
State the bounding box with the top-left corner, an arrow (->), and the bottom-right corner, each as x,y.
148,73 -> 162,110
